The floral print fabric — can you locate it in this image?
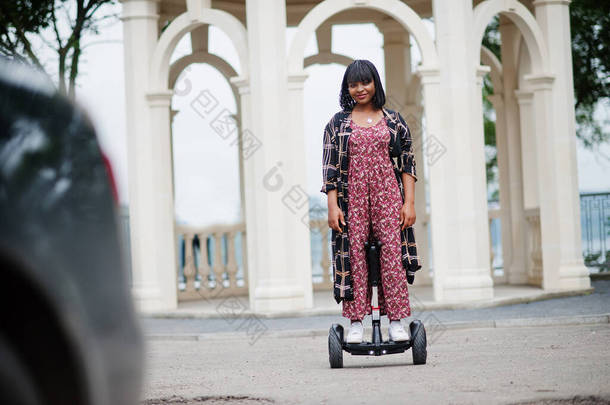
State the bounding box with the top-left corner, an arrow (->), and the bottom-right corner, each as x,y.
341,117 -> 411,320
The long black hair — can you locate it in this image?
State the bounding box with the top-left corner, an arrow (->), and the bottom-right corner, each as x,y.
339,59 -> 386,111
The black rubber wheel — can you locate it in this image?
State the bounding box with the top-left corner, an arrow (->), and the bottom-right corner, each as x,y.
328,325 -> 343,369
410,320 -> 427,365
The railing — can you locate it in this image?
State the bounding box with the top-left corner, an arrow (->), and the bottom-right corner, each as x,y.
524,207 -> 543,286
309,219 -> 333,290
487,204 -> 506,283
173,209 -> 508,297
141,192 -> 610,301
580,192 -> 610,272
176,223 -> 248,301
175,219 -> 334,300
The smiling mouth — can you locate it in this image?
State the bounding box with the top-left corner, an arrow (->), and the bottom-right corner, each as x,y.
356,94 -> 367,99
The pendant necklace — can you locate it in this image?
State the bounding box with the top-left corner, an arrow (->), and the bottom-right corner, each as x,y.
350,109 -> 379,125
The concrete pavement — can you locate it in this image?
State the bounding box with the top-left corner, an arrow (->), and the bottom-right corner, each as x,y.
140,323 -> 610,404
141,280 -> 610,339
139,280 -> 610,404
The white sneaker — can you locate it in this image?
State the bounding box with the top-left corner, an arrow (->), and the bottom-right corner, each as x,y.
389,320 -> 409,342
346,321 -> 364,343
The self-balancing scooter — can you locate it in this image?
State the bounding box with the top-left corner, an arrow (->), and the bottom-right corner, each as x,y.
328,237 -> 427,368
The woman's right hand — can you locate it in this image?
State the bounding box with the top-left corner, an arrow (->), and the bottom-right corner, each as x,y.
328,204 -> 346,232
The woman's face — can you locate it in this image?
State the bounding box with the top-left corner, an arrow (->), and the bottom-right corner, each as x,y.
348,78 -> 375,105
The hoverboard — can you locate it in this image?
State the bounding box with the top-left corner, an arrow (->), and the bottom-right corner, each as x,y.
328,237 -> 427,368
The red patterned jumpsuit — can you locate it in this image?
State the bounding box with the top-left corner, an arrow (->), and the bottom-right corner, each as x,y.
342,116 -> 411,322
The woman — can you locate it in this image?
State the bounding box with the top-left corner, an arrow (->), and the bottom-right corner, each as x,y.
320,59 -> 421,344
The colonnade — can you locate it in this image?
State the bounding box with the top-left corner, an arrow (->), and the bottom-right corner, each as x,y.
120,0 -> 590,312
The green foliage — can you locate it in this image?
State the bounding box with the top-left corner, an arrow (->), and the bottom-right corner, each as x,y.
481,5 -> 610,199
0,0 -> 57,67
482,4 -> 609,149
0,0 -> 118,99
482,15 -> 501,62
481,60 -> 499,201
576,102 -> 610,148
481,16 -> 501,201
584,251 -> 610,272
570,0 -> 610,110
570,0 -> 610,148
0,0 -> 55,34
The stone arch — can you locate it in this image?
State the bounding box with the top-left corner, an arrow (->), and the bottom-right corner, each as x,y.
287,0 -> 438,74
149,7 -> 248,92
406,74 -> 422,105
169,52 -> 240,102
304,53 -> 354,69
516,37 -> 533,89
480,45 -> 503,94
473,0 -> 549,74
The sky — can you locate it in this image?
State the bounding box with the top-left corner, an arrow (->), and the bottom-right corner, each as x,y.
63,2 -> 610,227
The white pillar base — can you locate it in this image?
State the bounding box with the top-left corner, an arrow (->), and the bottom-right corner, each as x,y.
557,265 -> 591,290
438,273 -> 494,302
253,285 -> 307,313
132,286 -> 176,312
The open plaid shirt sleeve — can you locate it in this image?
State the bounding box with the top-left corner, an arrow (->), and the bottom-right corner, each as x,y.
320,117 -> 338,194
397,111 -> 417,182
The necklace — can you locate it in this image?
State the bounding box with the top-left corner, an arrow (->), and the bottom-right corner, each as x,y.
350,109 -> 382,126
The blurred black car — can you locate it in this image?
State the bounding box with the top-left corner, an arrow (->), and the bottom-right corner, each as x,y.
0,57 -> 143,405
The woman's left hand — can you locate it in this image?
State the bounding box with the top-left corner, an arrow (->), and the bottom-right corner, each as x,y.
400,201 -> 416,230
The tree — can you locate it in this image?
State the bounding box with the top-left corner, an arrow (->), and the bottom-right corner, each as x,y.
482,3 -> 610,149
0,0 -> 119,100
570,0 -> 610,148
482,16 -> 500,201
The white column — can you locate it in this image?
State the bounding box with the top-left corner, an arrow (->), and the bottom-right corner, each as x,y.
381,21 -> 410,109
530,0 -> 590,290
120,0 -> 178,311
146,91 -> 178,306
525,74 -> 589,290
229,75 -> 256,305
429,0 -> 493,302
498,20 -> 529,284
514,90 -> 542,286
406,104 -> 433,286
244,0 -> 310,313
514,90 -> 537,210
515,42 -> 538,214
417,68 -> 446,300
473,64 -> 496,285
287,71 -> 314,310
381,24 -> 433,286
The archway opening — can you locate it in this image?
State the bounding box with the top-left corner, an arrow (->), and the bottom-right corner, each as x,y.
480,16 -> 504,284
291,3 -> 437,293
167,29 -> 248,301
475,6 -> 548,288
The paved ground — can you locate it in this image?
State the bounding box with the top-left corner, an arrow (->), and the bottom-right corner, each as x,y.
139,280 -> 610,404
140,323 -> 610,405
141,280 -> 610,336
